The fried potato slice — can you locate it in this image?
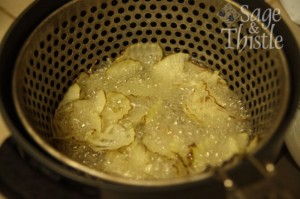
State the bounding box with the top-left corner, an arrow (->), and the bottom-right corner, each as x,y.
151,53 -> 189,83
106,59 -> 143,81
53,90 -> 106,140
116,43 -> 163,67
101,92 -> 131,125
88,124 -> 135,151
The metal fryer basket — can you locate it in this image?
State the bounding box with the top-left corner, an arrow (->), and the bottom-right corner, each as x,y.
12,0 -> 289,185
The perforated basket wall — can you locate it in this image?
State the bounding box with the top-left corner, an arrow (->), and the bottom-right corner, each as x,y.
13,0 -> 288,160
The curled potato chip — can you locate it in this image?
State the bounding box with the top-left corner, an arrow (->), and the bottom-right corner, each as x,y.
235,133 -> 249,151
106,59 -> 143,80
53,100 -> 102,140
102,141 -> 187,179
152,53 -> 189,83
88,124 -> 135,151
53,90 -> 106,139
191,138 -> 215,173
102,141 -> 150,178
76,71 -> 107,98
92,90 -> 107,114
54,89 -> 134,150
184,61 -> 208,75
121,105 -> 148,127
101,92 -> 131,125
183,81 -> 232,126
114,78 -> 156,97
60,83 -> 81,106
116,43 -> 163,66
190,133 -> 249,174
187,70 -> 242,112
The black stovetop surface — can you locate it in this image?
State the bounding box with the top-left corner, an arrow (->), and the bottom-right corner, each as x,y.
0,137 -> 300,199
0,138 -> 98,199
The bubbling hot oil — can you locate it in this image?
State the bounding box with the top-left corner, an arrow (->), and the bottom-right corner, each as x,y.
53,43 -> 251,180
